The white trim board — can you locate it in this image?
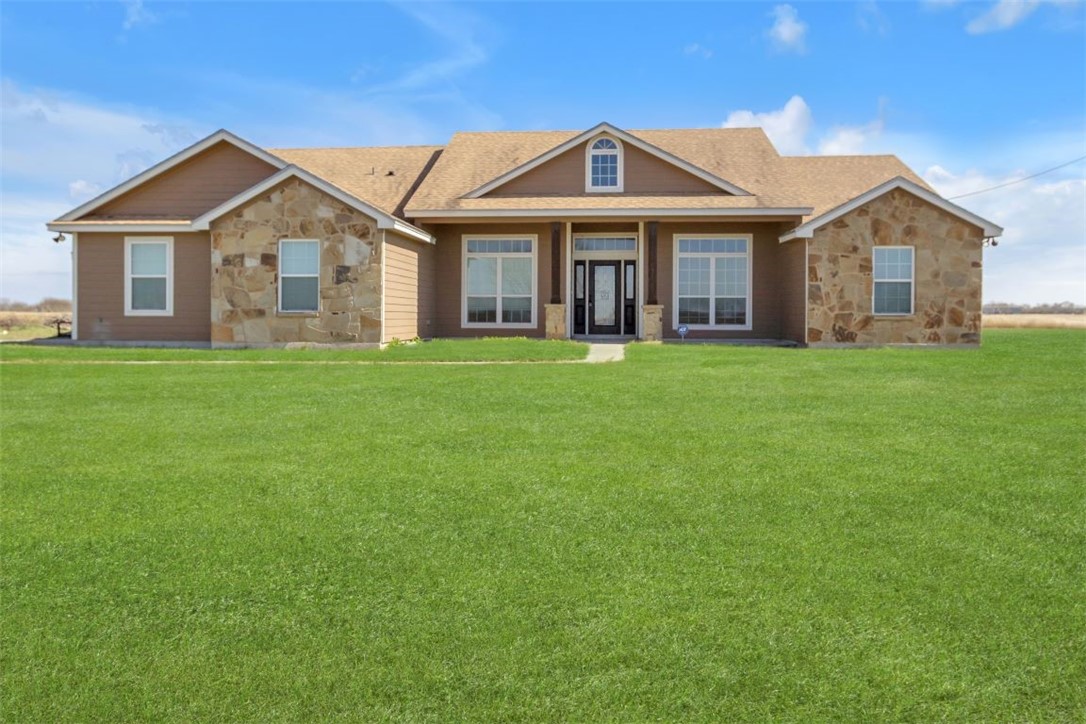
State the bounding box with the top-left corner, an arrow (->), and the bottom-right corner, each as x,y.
47,222 -> 193,233
123,236 -> 174,317
585,134 -> 624,193
408,206 -> 812,219
49,166 -> 435,245
70,233 -> 79,341
463,122 -> 753,198
671,233 -> 754,333
55,130 -> 288,222
191,166 -> 434,244
460,233 -> 539,330
779,176 -> 1003,242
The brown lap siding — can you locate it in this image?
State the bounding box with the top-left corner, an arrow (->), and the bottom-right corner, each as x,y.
383,233 -> 435,342
429,222 -> 560,338
657,222 -> 793,340
89,142 -> 279,220
488,141 -> 722,196
77,232 -> 211,341
778,239 -> 808,345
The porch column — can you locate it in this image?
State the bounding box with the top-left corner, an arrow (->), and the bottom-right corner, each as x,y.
642,220 -> 664,341
544,221 -> 567,340
646,220 -> 658,305
550,221 -> 561,303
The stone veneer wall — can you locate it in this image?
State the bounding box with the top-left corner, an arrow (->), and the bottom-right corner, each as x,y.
807,188 -> 984,345
210,179 -> 381,345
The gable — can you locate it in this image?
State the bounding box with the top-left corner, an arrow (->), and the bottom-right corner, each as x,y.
83,141 -> 280,220
780,177 -> 1002,242
483,138 -> 725,197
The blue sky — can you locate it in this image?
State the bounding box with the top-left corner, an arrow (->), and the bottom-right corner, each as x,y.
2,0 -> 1084,304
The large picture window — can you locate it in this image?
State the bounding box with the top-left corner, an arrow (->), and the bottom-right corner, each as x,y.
279,239 -> 320,313
674,236 -> 751,329
586,136 -> 623,192
873,246 -> 914,315
463,236 -> 536,327
124,237 -> 172,316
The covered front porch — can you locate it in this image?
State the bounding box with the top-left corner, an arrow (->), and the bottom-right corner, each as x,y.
423,215 -> 807,345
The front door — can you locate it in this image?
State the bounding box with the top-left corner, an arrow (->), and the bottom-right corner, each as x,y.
588,261 -> 621,335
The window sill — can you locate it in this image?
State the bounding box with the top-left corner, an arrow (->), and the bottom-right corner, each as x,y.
676,324 -> 753,332
124,310 -> 173,317
872,313 -> 915,319
277,311 -> 320,318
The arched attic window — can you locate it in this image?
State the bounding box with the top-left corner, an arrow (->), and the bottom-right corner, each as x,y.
586,136 -> 623,192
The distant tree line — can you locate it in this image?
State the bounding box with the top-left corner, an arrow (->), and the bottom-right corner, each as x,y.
983,301 -> 1084,315
0,298 -> 72,313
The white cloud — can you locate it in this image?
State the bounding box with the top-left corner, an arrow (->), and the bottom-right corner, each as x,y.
0,79 -> 205,304
967,0 -> 1042,33
723,95 -> 897,157
721,95 -> 1085,304
722,95 -> 813,155
817,121 -> 885,155
767,5 -> 808,53
0,195 -> 73,304
857,1 -> 891,35
0,78 -> 202,187
683,43 -> 714,60
68,180 -> 102,202
122,0 -> 158,31
363,3 -> 491,95
927,165 -> 1086,304
818,100 -> 888,155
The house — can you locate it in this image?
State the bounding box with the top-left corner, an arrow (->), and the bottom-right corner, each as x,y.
47,122 -> 1002,347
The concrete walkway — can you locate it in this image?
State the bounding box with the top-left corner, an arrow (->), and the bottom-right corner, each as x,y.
586,343 -> 627,363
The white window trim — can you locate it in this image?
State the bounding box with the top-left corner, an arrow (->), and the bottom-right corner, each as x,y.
571,232 -> 638,258
585,135 -> 624,193
123,236 -> 173,317
872,245 -> 915,316
672,233 -> 754,331
278,238 -> 321,314
461,234 -> 538,329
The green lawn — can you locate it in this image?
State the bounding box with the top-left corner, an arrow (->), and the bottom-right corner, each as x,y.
2,330 -> 1083,721
0,337 -> 587,362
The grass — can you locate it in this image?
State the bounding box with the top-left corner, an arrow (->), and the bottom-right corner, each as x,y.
2,330 -> 1083,721
983,313 -> 1085,329
0,312 -> 69,342
0,337 -> 588,363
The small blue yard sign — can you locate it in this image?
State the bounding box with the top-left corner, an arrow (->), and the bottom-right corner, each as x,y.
678,324 -> 689,340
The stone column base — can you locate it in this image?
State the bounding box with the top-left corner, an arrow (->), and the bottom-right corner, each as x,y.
642,304 -> 664,342
545,303 -> 567,340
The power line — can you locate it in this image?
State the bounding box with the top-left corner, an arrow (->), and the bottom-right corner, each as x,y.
947,155 -> 1086,200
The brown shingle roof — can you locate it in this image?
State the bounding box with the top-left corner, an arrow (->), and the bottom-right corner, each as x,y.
271,145 -> 443,217
403,128 -> 786,212
775,155 -> 932,218
399,127 -> 925,220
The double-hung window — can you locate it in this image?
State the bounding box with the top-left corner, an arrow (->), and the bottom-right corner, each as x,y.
873,246 -> 914,315
586,137 -> 622,192
124,236 -> 173,316
279,239 -> 320,313
675,236 -> 751,329
463,236 -> 536,327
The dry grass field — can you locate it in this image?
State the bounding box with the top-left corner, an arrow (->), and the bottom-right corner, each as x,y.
0,312 -> 70,341
984,314 -> 1086,329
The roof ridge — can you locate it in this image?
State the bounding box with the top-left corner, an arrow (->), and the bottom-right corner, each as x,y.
269,144 -> 445,151
783,153 -> 905,160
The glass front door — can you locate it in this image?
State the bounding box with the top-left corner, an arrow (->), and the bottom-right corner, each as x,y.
588,261 -> 621,335
573,258 -> 637,336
